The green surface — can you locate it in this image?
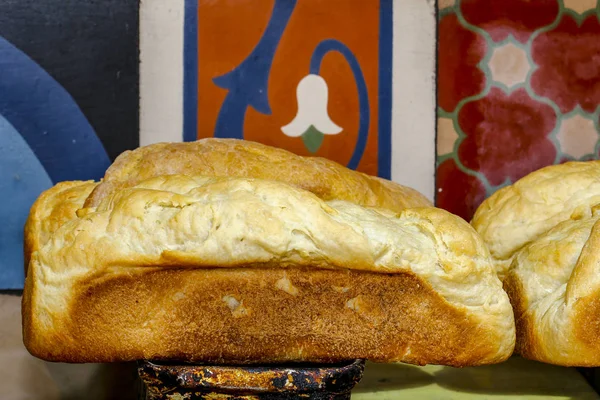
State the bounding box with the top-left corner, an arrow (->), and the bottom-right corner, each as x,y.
353,357 -> 599,399
301,125 -> 325,153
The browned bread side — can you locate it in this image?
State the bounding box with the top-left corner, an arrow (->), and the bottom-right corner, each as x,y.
23,267 -> 509,367
83,138 -> 432,211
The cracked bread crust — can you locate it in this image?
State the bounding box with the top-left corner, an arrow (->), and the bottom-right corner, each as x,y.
24,180 -> 97,272
83,138 -> 432,211
472,161 -> 600,279
503,209 -> 600,366
472,161 -> 600,366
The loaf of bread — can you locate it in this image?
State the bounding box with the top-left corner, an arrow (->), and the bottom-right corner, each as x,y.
23,139 -> 514,366
472,161 -> 600,366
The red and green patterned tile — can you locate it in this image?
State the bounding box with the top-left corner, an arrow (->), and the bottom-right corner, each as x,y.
436,0 -> 600,221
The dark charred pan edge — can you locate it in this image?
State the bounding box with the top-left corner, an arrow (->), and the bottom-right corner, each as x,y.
138,359 -> 365,399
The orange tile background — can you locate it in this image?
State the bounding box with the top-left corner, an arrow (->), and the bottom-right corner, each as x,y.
197,0 -> 381,175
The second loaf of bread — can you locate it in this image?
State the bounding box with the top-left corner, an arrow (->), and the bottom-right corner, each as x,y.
472,161 -> 600,366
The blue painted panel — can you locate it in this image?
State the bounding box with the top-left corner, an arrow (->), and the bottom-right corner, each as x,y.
0,36 -> 113,289
378,0 -> 393,179
0,115 -> 53,289
0,36 -> 110,183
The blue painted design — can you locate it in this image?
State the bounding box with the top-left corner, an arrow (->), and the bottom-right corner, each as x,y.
0,36 -> 111,289
183,0 -> 198,142
183,0 -> 392,177
378,0 -> 393,179
0,115 -> 53,289
212,0 -> 297,139
310,40 -> 370,171
0,37 -> 110,182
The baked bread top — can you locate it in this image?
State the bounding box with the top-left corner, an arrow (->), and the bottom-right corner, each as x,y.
24,180 -> 97,269
83,138 -> 432,211
471,161 -> 600,278
504,205 -> 600,365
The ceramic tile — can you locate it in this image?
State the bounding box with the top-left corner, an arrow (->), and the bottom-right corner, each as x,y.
436,158 -> 487,222
194,0 -> 389,177
438,0 -> 457,10
530,13 -> 600,114
438,13 -> 487,113
564,0 -> 598,14
457,87 -> 557,187
557,114 -> 599,159
436,0 -> 600,221
460,0 -> 560,43
437,117 -> 459,156
487,42 -> 530,88
0,1 -> 139,290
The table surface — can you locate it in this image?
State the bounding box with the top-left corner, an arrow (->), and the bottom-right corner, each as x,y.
354,357 -> 599,399
2,294 -> 598,399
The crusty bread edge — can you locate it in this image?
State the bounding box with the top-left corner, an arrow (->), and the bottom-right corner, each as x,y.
504,269 -> 600,367
23,267 -> 513,367
84,139 -> 433,210
23,180 -> 97,274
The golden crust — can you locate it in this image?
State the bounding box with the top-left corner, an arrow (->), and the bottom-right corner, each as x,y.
23,180 -> 97,271
502,209 -> 600,366
23,267 -> 510,366
83,139 -> 431,211
471,160 -> 600,278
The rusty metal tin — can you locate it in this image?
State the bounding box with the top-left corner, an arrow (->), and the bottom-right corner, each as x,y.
137,359 -> 365,399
